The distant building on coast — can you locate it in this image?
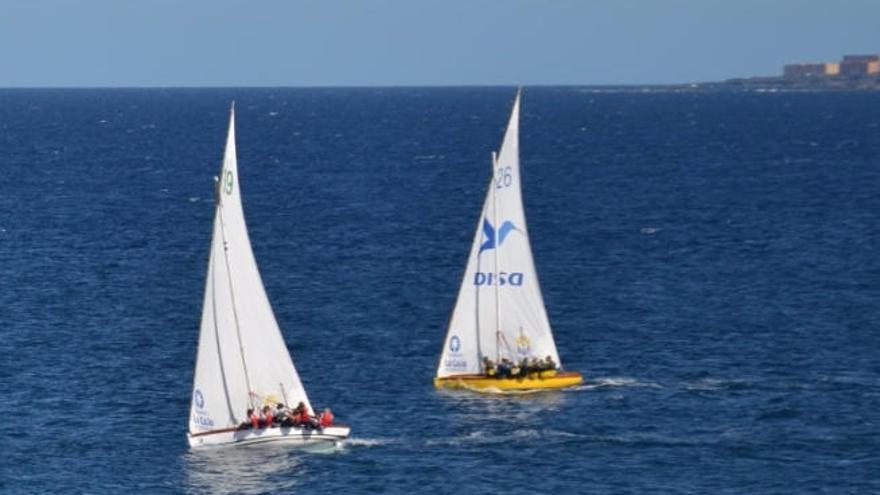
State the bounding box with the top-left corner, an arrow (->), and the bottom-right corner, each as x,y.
783,62 -> 839,78
839,55 -> 880,77
784,54 -> 878,80
686,52 -> 880,91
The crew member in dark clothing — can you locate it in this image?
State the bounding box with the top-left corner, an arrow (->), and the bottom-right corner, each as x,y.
482,356 -> 497,377
497,358 -> 512,378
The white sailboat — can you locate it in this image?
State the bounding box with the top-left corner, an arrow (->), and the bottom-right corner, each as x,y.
434,90 -> 583,393
188,106 -> 350,447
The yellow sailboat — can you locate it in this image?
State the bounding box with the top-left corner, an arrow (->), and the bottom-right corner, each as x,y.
433,90 -> 583,393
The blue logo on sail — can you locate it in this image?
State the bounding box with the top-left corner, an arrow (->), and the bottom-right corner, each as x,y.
445,334 -> 467,371
473,271 -> 524,286
475,219 -> 524,286
479,219 -> 519,254
192,389 -> 215,428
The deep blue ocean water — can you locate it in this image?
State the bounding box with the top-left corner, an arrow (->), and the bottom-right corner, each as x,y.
1,87 -> 878,493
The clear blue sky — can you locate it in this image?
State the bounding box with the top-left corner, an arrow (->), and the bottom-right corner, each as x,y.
1,0 -> 877,87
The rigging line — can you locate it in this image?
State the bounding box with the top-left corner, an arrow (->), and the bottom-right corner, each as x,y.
280,383 -> 289,407
207,229 -> 238,423
217,199 -> 255,410
492,151 -> 502,363
470,171 -> 495,372
498,332 -> 513,360
472,176 -> 495,372
474,248 -> 483,369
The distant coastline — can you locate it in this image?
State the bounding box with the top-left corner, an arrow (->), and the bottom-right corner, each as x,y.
581,53 -> 880,93
574,77 -> 880,94
713,75 -> 880,92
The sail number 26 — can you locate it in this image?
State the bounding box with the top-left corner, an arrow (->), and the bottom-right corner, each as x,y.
495,166 -> 512,189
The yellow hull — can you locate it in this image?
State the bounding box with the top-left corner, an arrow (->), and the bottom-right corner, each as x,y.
433,371 -> 583,393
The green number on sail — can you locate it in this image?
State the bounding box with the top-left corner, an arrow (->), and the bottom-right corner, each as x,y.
224,170 -> 234,195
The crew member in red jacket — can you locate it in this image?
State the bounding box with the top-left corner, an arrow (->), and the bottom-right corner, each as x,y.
260,405 -> 274,427
319,408 -> 334,428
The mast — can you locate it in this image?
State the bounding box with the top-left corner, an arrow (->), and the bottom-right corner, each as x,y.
492,151 -> 501,362
471,177 -> 493,374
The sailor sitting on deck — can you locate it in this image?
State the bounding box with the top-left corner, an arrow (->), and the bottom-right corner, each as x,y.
496,358 -> 513,378
514,358 -> 530,377
291,401 -> 307,421
288,401 -> 320,429
510,359 -> 523,377
237,408 -> 259,430
482,356 -> 497,377
525,357 -> 542,377
259,405 -> 274,428
274,403 -> 290,426
318,408 -> 334,428
280,401 -> 304,426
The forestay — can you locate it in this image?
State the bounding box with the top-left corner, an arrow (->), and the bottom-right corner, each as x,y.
189,108 -> 311,434
437,92 -> 561,378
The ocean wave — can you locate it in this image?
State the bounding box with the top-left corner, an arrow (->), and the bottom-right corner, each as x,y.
683,377 -> 751,391
424,430 -> 488,447
425,428 -> 582,447
586,433 -> 706,448
343,437 -> 396,448
580,377 -> 663,390
510,428 -> 581,440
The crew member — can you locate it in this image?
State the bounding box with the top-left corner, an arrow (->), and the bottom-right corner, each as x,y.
482,356 -> 497,377
260,405 -> 274,427
319,408 -> 334,428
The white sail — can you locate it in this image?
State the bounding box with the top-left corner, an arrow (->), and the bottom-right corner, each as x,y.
189,107 -> 311,435
437,91 -> 560,378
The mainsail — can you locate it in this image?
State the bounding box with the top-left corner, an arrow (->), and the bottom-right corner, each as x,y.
189,107 -> 311,434
437,91 -> 561,379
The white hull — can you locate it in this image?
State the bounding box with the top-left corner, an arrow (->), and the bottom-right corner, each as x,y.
188,425 -> 351,448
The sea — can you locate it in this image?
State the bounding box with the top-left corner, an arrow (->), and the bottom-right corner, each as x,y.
1,87 -> 878,494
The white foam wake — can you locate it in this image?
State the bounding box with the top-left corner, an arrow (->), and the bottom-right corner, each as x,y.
342,437 -> 394,448
576,376 -> 663,390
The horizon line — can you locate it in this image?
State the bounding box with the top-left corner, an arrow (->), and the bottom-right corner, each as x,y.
0,80 -> 751,91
